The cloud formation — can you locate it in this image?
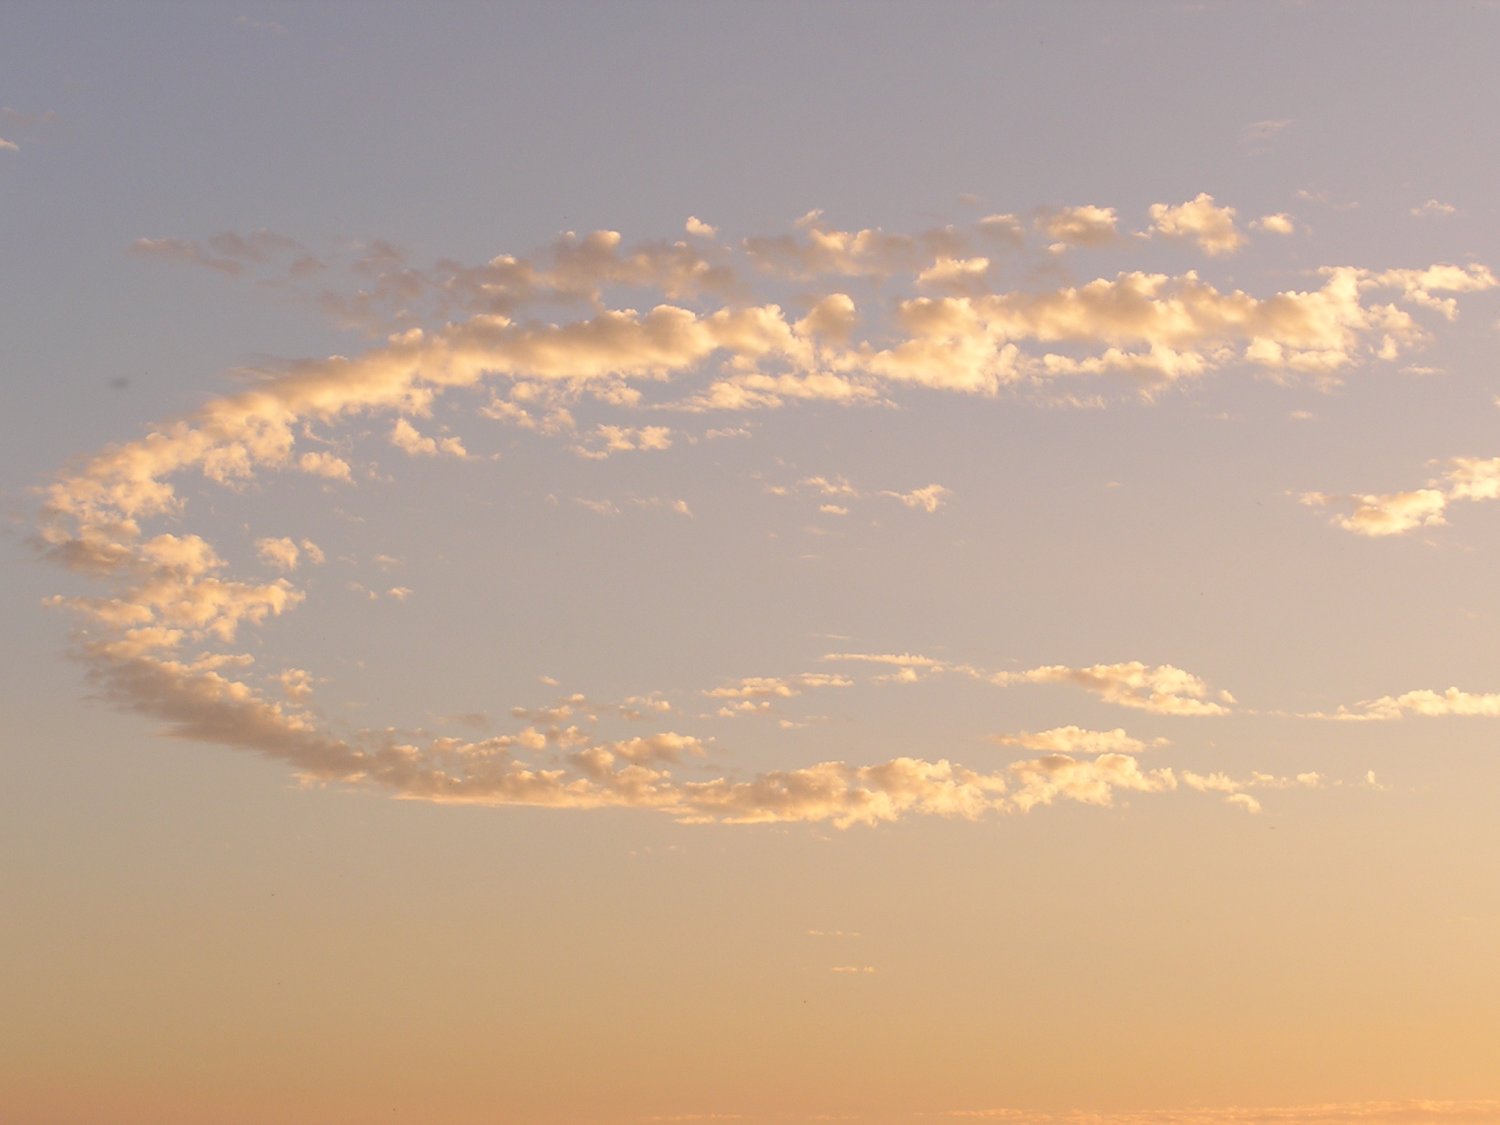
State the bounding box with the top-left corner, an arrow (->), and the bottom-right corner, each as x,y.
1149,193 -> 1245,255
40,199 -> 1480,823
1303,455 -> 1500,537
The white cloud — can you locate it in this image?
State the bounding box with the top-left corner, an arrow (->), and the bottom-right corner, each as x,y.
1310,686 -> 1500,722
1036,204 -> 1118,248
390,417 -> 468,458
996,661 -> 1233,716
574,424 -> 673,459
256,536 -> 301,572
297,450 -> 352,481
1302,451 -> 1500,537
1148,193 -> 1245,256
1300,488 -> 1448,537
1253,212 -> 1296,235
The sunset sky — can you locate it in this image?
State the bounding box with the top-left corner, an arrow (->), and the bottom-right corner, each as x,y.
6,3 -> 1500,1123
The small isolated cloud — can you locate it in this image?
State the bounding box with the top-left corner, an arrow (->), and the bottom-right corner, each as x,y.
1148,193 -> 1245,256
879,483 -> 951,512
390,417 -> 468,458
256,536 -> 302,572
1304,453 -> 1500,537
1412,198 -> 1458,217
830,965 -> 876,974
1036,204 -> 1118,249
1252,212 -> 1296,235
297,450 -> 352,481
1309,686 -> 1500,722
996,661 -> 1233,716
277,667 -> 314,701
0,137 -> 17,152
684,216 -> 717,237
1300,488 -> 1447,537
574,424 -> 673,459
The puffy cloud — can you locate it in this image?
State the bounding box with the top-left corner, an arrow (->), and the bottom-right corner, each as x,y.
744,218 -> 970,280
917,256 -> 992,295
1300,488 -> 1448,537
297,450 -> 352,480
1443,456 -> 1500,501
997,661 -> 1233,715
390,417 -> 468,458
1311,686 -> 1500,722
1036,204 -> 1119,248
1007,752 -> 1176,811
1253,212 -> 1297,235
574,424 -> 673,458
705,672 -> 853,716
256,536 -> 301,571
1149,193 -> 1245,255
1304,448 -> 1500,537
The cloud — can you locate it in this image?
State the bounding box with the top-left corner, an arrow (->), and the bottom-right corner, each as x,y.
1149,193 -> 1245,256
256,537 -> 302,572
1412,198 -> 1458,217
1302,453 -> 1500,537
879,483 -> 951,512
130,229 -> 308,277
0,137 -> 17,152
389,417 -> 468,458
1036,204 -> 1119,248
39,203 -> 1475,824
1253,212 -> 1297,235
297,450 -> 353,481
1299,488 -> 1448,537
574,424 -> 673,459
992,726 -> 1168,755
996,661 -> 1234,716
1309,686 -> 1500,722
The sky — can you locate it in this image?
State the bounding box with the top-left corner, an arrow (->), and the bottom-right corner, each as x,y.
5,2 -> 1500,1122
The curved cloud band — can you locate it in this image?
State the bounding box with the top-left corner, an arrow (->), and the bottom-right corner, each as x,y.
38,200 -> 1492,823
